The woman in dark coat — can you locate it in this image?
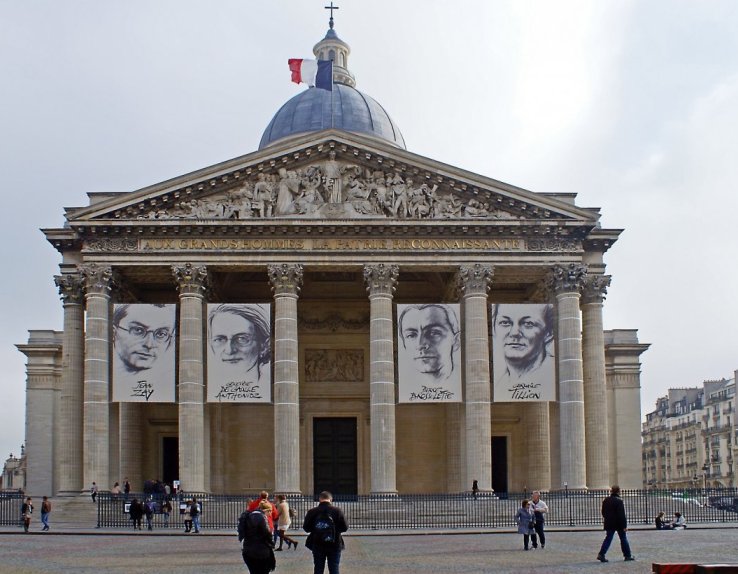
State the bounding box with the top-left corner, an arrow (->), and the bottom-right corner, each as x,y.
238,508 -> 276,574
129,498 -> 143,531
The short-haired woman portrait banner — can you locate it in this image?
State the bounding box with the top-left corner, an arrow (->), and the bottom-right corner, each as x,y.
206,303 -> 272,403
491,303 -> 556,402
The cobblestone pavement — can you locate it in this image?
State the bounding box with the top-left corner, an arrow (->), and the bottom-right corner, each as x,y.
0,527 -> 736,573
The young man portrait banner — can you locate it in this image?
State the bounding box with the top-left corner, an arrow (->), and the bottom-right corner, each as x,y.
396,303 -> 462,403
112,303 -> 177,402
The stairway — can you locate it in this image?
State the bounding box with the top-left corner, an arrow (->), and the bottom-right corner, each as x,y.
40,494 -> 100,530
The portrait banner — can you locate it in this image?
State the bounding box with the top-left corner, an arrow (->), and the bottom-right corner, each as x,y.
112,303 -> 176,402
397,303 -> 462,403
206,303 -> 272,403
491,303 -> 556,402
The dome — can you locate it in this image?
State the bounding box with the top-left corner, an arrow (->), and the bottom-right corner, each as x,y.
258,83 -> 406,150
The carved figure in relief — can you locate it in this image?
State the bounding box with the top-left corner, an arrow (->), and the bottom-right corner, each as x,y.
251,173 -> 275,218
275,167 -> 300,215
294,167 -> 324,215
464,198 -> 490,218
391,174 -> 409,217
345,173 -> 374,214
323,151 -> 344,203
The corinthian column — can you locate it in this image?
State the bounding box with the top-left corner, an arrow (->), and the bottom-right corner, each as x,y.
268,263 -> 303,494
54,272 -> 86,495
80,264 -> 115,492
172,263 -> 209,493
363,264 -> 399,494
546,263 -> 588,490
457,264 -> 494,492
582,274 -> 611,490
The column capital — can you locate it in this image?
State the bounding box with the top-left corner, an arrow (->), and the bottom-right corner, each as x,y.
457,264 -> 494,297
582,274 -> 612,304
268,263 -> 303,296
545,263 -> 588,295
79,264 -> 116,297
172,263 -> 209,297
363,264 -> 399,297
54,272 -> 85,304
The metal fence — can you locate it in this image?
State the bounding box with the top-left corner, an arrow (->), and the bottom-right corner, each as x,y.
0,490 -> 23,526
97,488 -> 738,530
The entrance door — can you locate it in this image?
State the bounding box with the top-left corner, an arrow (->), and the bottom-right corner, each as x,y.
313,418 -> 357,497
491,436 -> 508,494
162,436 -> 179,485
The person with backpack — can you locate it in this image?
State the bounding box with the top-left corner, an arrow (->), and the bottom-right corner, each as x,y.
144,498 -> 156,530
303,491 -> 348,574
237,505 -> 276,574
190,497 -> 202,533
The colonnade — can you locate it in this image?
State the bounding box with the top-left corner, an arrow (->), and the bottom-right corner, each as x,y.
52,261 -> 612,494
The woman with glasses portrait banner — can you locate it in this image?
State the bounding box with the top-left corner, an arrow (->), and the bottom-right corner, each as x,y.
112,303 -> 177,402
206,303 -> 272,403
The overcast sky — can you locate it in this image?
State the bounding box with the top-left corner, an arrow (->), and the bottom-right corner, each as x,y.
1,1 -> 737,466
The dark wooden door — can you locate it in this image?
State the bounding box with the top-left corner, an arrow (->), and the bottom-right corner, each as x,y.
162,436 -> 179,485
492,436 -> 508,494
313,417 -> 358,496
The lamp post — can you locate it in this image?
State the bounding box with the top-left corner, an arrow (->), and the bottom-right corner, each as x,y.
702,463 -> 709,492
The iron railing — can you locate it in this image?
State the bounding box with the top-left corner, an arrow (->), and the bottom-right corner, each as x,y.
0,490 -> 23,526
96,488 -> 738,530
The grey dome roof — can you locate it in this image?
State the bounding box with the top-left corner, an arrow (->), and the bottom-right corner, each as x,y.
259,83 -> 406,150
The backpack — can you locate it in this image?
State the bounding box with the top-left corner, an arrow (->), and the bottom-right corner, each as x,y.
313,510 -> 336,545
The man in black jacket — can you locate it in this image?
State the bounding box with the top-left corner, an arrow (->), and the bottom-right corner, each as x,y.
597,485 -> 635,562
238,507 -> 276,574
303,491 -> 349,574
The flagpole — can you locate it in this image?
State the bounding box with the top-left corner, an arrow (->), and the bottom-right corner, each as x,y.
330,60 -> 334,129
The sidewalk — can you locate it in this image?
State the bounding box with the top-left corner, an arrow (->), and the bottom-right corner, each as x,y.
0,526 -> 736,573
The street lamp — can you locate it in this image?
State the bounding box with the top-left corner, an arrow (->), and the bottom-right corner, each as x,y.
702,463 -> 709,491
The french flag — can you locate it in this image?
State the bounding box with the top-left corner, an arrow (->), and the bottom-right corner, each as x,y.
288,59 -> 333,91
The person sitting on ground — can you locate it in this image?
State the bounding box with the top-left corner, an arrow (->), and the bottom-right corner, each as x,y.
655,511 -> 667,529
670,511 -> 687,530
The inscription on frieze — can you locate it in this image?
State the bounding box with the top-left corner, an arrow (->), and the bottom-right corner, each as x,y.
83,238 -> 138,252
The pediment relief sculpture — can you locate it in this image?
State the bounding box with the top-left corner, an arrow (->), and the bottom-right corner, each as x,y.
127,158 -> 522,222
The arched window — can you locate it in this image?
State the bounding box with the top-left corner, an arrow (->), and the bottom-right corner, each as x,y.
329,49 -> 335,61
340,52 -> 345,66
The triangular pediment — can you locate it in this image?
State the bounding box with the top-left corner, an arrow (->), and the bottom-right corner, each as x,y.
67,130 -> 599,225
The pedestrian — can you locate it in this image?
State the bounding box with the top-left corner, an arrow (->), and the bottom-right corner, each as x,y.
162,498 -> 172,527
530,490 -> 548,548
472,479 -> 479,500
90,481 -> 98,503
123,478 -> 131,501
111,481 -> 121,499
129,498 -> 143,531
183,500 -> 193,533
514,499 -> 537,550
304,491 -> 349,574
144,498 -> 155,530
40,496 -> 51,531
275,494 -> 298,550
238,504 -> 276,574
190,497 -> 201,533
597,485 -> 635,562
247,491 -> 279,534
21,497 -> 33,533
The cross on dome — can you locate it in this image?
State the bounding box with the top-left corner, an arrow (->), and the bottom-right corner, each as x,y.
324,2 -> 339,29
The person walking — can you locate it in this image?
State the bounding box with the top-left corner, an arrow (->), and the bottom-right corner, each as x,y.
90,482 -> 98,503
190,497 -> 201,533
162,498 -> 172,528
304,491 -> 348,574
238,504 -> 276,574
40,496 -> 51,531
123,478 -> 131,501
144,498 -> 155,530
514,499 -> 537,550
21,497 -> 33,533
597,485 -> 635,562
472,480 -> 479,500
183,500 -> 193,532
129,498 -> 143,531
275,494 -> 298,550
530,490 -> 548,548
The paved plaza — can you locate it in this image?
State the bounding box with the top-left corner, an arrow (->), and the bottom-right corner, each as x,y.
0,526 -> 736,573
